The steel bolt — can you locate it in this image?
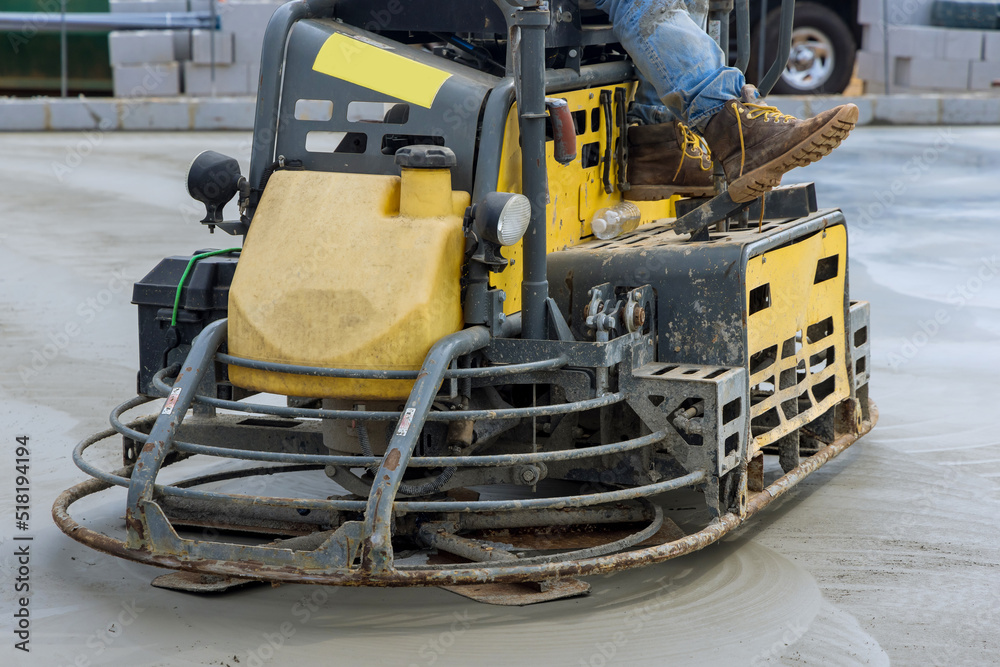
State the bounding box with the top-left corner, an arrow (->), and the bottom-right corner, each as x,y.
632,306 -> 646,328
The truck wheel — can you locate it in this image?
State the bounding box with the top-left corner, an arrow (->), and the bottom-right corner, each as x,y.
750,2 -> 857,95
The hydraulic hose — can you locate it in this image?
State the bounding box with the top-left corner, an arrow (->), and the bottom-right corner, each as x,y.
356,422 -> 456,496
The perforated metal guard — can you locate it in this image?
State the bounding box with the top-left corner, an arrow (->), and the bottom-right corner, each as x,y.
849,301 -> 871,393
745,226 -> 851,454
624,362 -> 747,477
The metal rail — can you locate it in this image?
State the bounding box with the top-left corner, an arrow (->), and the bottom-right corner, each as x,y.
65,311 -> 703,577
97,311 -> 701,576
510,2 -> 552,341
759,0 -> 795,95
53,404 -> 878,585
0,11 -> 216,31
0,6 -> 217,98
215,352 -> 569,379
149,363 -> 623,422
96,398 -> 671,470
734,0 -> 751,73
250,0 -> 341,199
70,415 -> 706,513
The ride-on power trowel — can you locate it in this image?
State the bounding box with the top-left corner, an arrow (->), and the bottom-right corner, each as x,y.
55,0 -> 876,604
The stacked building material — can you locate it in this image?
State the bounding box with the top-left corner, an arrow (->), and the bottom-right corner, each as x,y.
108,0 -> 282,97
857,0 -> 1000,92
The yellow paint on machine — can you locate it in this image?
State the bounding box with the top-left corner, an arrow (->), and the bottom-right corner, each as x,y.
745,224 -> 850,453
312,33 -> 452,108
491,84 -> 678,314
227,169 -> 469,401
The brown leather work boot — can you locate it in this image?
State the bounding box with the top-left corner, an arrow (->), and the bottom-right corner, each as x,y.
702,98 -> 859,203
625,121 -> 715,200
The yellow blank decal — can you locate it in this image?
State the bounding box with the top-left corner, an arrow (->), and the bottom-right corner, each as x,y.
312,33 -> 452,109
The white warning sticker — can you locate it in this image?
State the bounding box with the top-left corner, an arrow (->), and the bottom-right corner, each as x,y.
396,408 -> 417,437
162,387 -> 182,415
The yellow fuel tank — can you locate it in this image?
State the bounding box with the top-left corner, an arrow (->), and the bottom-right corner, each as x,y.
227,169 -> 469,401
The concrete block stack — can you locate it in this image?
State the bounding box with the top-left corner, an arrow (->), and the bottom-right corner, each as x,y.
857,0 -> 1000,92
108,30 -> 182,97
108,0 -> 283,98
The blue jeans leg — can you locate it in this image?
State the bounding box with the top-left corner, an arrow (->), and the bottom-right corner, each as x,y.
593,0 -> 747,131
629,74 -> 678,125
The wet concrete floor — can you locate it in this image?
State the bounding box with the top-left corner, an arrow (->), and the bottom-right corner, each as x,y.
0,127 -> 998,665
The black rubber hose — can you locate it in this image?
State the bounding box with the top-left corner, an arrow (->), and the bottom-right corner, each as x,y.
357,422 -> 456,496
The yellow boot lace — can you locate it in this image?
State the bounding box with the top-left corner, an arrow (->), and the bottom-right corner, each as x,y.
744,103 -> 797,123
673,122 -> 713,180
730,102 -> 798,177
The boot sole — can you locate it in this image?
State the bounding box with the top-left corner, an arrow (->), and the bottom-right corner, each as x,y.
727,105 -> 859,204
625,184 -> 716,200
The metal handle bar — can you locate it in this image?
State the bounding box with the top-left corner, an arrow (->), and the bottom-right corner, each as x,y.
759,0 -> 795,95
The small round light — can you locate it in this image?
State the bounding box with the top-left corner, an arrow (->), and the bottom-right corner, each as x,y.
185,150 -> 243,223
476,192 -> 532,247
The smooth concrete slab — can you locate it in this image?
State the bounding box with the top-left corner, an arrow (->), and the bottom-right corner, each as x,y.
0,127 -> 998,666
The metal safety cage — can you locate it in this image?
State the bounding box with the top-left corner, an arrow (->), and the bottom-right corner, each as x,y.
54,305 -> 876,588
53,310 -> 691,581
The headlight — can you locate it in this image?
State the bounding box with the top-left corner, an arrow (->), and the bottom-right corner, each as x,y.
475,192 -> 531,246
185,150 -> 243,223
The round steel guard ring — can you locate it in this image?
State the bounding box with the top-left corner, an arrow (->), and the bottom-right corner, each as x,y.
53,403 -> 878,586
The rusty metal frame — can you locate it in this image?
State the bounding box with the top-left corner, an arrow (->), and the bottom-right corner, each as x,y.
53,402 -> 877,585
52,277 -> 877,588
52,306 -> 877,585
56,313 -> 724,580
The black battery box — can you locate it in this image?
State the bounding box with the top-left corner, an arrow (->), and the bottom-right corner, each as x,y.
131,251 -> 238,396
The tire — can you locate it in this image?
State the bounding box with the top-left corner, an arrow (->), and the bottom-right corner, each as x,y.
748,2 -> 857,96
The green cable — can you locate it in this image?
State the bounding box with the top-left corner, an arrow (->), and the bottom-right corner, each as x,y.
171,248 -> 241,327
